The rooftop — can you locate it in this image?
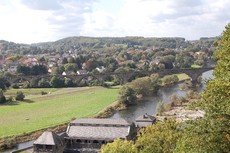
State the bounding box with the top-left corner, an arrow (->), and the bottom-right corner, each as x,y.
67,125 -> 130,140
70,118 -> 131,126
34,131 -> 62,145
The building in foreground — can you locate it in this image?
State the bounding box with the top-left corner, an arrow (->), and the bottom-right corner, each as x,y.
33,116 -> 156,153
33,131 -> 65,153
64,118 -> 136,152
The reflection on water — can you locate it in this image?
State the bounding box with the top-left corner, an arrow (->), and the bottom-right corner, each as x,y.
111,70 -> 214,122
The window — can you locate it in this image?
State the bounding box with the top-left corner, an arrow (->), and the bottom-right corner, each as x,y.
93,140 -> 99,144
46,145 -> 52,150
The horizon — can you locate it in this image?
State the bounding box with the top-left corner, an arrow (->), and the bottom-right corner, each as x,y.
0,0 -> 229,44
0,35 -> 218,45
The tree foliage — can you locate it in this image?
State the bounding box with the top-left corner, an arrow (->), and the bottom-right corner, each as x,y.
0,90 -> 6,104
15,91 -> 25,101
118,85 -> 137,106
101,139 -> 137,153
136,119 -> 181,153
175,23 -> 230,153
101,119 -> 181,153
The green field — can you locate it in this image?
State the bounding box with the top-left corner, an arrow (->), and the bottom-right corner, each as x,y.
161,73 -> 190,82
191,64 -> 202,68
176,73 -> 190,81
0,87 -> 119,137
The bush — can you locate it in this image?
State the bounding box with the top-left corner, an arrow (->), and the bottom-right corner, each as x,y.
156,101 -> 165,115
118,85 -> 137,106
41,91 -> 48,95
15,91 -> 25,101
7,96 -> 14,102
0,90 -> 6,104
11,83 -> 19,89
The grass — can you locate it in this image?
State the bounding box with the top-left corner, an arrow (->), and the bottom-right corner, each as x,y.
5,88 -> 59,95
0,87 -> 119,137
191,64 -> 202,68
161,73 -> 190,82
176,73 -> 190,81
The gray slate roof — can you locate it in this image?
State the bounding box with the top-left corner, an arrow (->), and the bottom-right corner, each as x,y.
67,125 -> 130,140
66,118 -> 132,140
70,118 -> 131,126
34,131 -> 62,145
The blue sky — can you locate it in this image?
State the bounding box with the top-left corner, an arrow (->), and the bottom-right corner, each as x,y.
0,0 -> 229,44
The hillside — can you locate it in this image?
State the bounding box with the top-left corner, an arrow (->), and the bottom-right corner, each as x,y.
0,36 -> 217,55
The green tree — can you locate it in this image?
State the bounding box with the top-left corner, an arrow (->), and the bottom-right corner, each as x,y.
50,76 -> 65,88
0,90 -> 6,104
64,78 -> 75,87
156,101 -> 164,115
15,91 -> 25,101
64,63 -> 79,72
38,78 -> 51,88
101,139 -> 137,153
67,56 -> 75,63
118,85 -> 137,106
130,77 -> 159,97
136,119 -> 182,153
175,23 -> 230,153
0,77 -> 10,90
62,57 -> 68,64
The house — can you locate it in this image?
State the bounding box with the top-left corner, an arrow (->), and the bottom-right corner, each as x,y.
135,113 -> 156,128
64,118 -> 136,153
96,66 -> 105,73
77,70 -> 87,75
33,131 -> 65,153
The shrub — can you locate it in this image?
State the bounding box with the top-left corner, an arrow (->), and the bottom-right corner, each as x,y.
41,91 -> 48,95
15,91 -> 25,101
0,90 -> 6,104
11,83 -> 19,89
156,101 -> 165,115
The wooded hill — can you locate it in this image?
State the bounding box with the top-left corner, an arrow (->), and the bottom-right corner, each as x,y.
0,36 -> 217,55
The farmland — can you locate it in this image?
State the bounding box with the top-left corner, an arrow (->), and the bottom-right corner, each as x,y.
0,87 -> 119,137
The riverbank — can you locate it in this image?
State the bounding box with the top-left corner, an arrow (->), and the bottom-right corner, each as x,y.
156,91 -> 205,122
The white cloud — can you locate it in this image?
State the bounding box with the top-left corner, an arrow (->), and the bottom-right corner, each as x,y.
0,0 -> 229,43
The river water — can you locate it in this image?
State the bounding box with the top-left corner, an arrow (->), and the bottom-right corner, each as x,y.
111,70 -> 214,122
3,70 -> 214,153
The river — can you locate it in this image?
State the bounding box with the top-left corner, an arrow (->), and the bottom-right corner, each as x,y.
3,70 -> 214,153
110,70 -> 214,122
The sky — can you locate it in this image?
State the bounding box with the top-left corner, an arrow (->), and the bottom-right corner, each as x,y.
0,0 -> 229,44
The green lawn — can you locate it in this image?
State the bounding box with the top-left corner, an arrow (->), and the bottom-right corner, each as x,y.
176,73 -> 190,81
0,87 -> 119,137
191,64 -> 202,68
161,73 -> 190,82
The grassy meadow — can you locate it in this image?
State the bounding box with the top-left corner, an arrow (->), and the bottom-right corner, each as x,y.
0,87 -> 119,138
